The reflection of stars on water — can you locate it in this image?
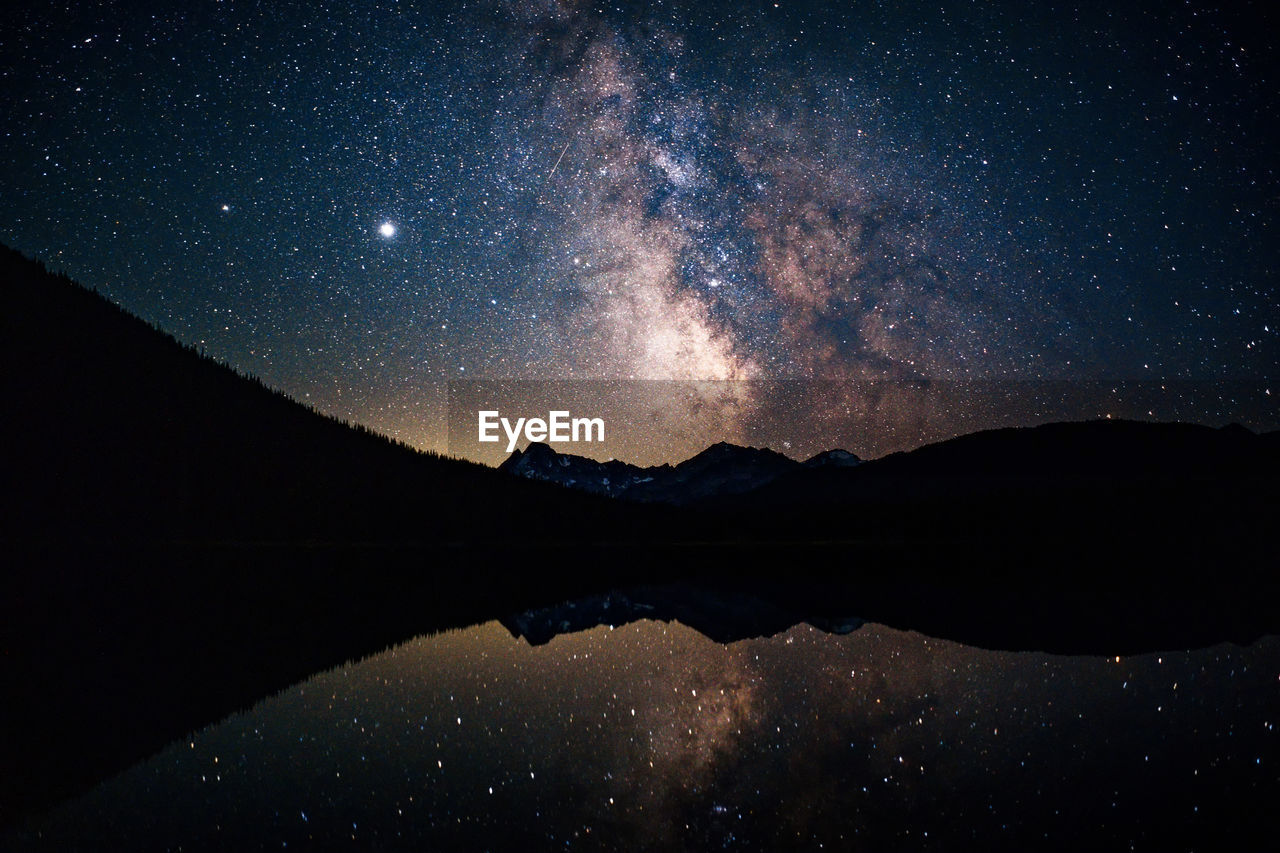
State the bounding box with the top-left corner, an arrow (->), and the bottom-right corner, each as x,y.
26,618 -> 1280,849
378,221 -> 397,239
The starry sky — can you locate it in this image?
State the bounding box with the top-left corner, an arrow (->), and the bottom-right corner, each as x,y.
14,619 -> 1278,848
1,0 -> 1276,460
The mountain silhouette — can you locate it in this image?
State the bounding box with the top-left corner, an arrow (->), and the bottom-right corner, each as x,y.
735,417 -> 1277,507
709,417 -> 1279,549
0,244 -> 671,544
499,439 -> 839,503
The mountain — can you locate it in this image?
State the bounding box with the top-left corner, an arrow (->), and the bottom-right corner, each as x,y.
802,448 -> 863,468
500,439 -> 860,504
499,441 -> 657,498
0,244 -> 663,544
726,417 -> 1279,511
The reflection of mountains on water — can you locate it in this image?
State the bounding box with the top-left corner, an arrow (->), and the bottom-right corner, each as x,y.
9,617 -> 1278,852
500,582 -> 865,646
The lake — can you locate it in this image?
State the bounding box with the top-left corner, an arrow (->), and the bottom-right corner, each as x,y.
8,617 -> 1278,849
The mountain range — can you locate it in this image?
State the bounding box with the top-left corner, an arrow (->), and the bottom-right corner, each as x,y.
499,439 -> 861,504
499,417 -> 1277,513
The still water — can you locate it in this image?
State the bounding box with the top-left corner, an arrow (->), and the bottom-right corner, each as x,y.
11,619 -> 1279,850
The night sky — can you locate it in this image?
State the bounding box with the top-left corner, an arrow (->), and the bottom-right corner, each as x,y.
2,0 -> 1276,460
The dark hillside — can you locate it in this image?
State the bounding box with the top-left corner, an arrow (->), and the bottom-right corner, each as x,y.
0,245 -> 685,825
0,245 -> 664,543
716,417 -> 1279,551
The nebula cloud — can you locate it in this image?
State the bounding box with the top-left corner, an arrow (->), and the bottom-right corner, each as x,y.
476,2 -> 1079,452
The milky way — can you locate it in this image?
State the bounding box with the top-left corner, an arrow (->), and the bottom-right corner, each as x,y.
1,0 -> 1275,459
491,1 -> 1063,387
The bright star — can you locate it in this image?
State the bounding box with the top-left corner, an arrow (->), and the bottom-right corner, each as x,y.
379,221 -> 397,238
